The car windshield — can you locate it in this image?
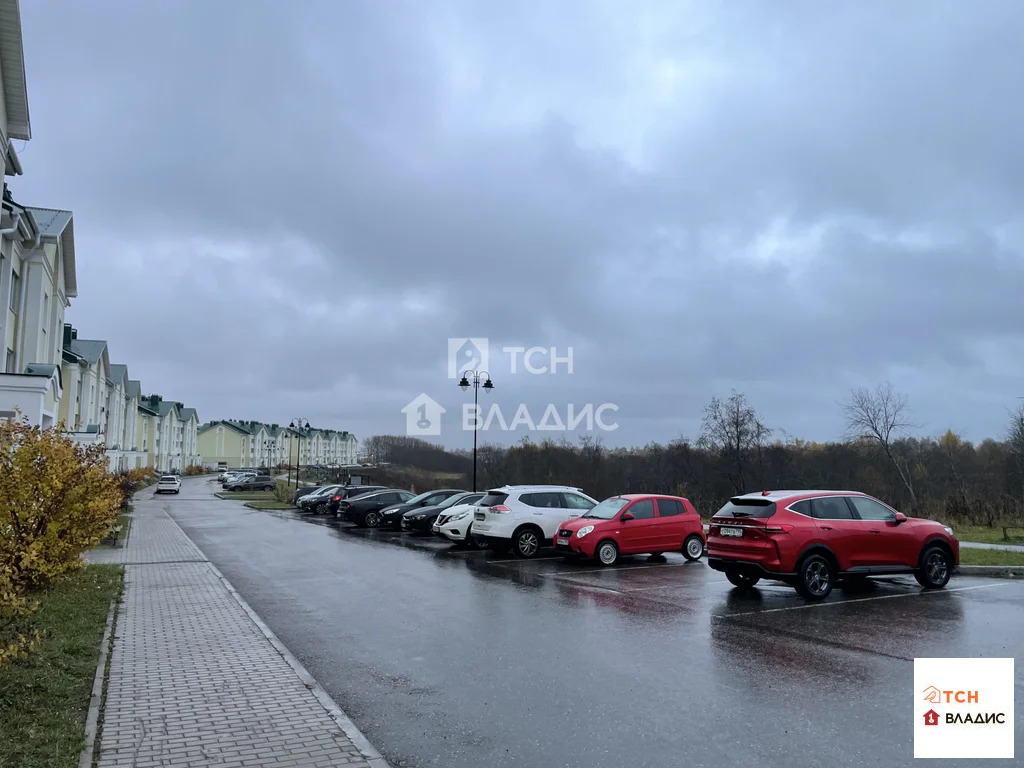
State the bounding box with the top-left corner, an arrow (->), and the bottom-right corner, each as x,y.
583,497 -> 629,519
160,476 -> 177,482
438,493 -> 474,509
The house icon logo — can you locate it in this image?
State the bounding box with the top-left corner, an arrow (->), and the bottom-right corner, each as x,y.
923,709 -> 940,727
402,393 -> 445,436
448,338 -> 488,379
922,685 -> 941,704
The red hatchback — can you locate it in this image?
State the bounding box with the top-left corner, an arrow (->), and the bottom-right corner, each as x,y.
556,494 -> 706,566
706,490 -> 960,599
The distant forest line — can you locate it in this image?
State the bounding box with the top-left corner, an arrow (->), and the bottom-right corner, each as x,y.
361,383 -> 1024,525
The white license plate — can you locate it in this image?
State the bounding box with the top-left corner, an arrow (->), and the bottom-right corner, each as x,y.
556,538 -> 569,546
720,527 -> 744,537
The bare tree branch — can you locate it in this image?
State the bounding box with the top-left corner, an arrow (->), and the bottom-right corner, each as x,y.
841,382 -> 919,504
699,390 -> 772,493
1007,403 -> 1024,457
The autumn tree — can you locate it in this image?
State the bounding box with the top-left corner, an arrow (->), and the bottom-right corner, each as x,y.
698,390 -> 772,493
842,382 -> 919,506
0,417 -> 122,663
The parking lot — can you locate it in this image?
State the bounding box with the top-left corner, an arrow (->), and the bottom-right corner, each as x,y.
168,479 -> 1024,768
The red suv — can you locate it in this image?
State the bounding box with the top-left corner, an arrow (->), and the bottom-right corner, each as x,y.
556,494 -> 706,566
706,490 -> 959,599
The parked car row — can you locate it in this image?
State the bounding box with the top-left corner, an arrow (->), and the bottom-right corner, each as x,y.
279,480 -> 960,601
220,472 -> 276,492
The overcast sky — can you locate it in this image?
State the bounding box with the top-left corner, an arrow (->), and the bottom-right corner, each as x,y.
14,0 -> 1024,449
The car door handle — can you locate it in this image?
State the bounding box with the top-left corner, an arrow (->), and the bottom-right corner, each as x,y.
869,529 -> 881,534
819,525 -> 832,530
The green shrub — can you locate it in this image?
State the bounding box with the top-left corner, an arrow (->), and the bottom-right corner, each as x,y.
273,481 -> 293,503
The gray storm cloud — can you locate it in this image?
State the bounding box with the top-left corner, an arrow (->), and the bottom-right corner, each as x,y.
15,0 -> 1024,446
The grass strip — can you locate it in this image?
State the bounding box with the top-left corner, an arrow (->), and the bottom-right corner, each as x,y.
0,565 -> 124,768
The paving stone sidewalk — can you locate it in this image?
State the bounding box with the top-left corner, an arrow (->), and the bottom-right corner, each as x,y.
86,491 -> 388,768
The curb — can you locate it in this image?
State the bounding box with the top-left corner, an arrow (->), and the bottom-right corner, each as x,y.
956,565 -> 1024,578
163,512 -> 392,768
78,597 -> 118,768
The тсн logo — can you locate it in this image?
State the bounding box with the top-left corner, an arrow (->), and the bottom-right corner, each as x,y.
922,685 -> 978,704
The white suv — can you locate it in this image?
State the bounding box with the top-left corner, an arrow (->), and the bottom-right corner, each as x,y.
471,485 -> 598,558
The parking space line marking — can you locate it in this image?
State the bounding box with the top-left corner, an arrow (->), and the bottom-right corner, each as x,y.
716,582 -> 1006,618
559,581 -> 626,595
547,562 -> 690,576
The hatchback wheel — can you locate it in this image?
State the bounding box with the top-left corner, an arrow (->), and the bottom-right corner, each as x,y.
796,554 -> 834,600
513,528 -> 541,559
365,511 -> 382,528
915,546 -> 951,589
683,535 -> 705,561
726,570 -> 760,588
596,540 -> 619,566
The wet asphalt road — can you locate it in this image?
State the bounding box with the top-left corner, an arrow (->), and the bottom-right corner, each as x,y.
165,479 -> 1023,768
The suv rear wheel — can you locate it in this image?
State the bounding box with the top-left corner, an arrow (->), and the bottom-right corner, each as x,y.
795,553 -> 834,600
512,527 -> 541,559
915,546 -> 951,589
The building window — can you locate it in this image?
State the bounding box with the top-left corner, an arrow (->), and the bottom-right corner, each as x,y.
9,270 -> 19,314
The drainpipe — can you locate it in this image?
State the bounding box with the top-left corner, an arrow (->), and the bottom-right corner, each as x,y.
0,209 -> 23,238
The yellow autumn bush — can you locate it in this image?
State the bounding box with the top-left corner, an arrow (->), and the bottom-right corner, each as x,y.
0,418 -> 122,663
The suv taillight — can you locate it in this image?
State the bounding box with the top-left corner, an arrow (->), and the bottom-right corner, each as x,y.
489,504 -> 511,513
332,495 -> 341,501
764,524 -> 794,534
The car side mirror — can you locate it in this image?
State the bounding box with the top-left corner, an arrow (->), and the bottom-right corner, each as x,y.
621,512 -> 634,521
894,512 -> 907,524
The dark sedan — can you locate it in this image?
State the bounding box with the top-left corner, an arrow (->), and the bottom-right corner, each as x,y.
292,485 -> 322,505
339,490 -> 416,527
325,485 -> 389,516
401,491 -> 484,533
379,489 -> 468,529
298,485 -> 344,513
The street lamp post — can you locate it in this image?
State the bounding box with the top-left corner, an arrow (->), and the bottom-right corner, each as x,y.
289,419 -> 310,488
457,371 -> 494,492
262,439 -> 274,472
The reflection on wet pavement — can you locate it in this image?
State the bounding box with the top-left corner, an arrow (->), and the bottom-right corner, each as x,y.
170,481 -> 1024,768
